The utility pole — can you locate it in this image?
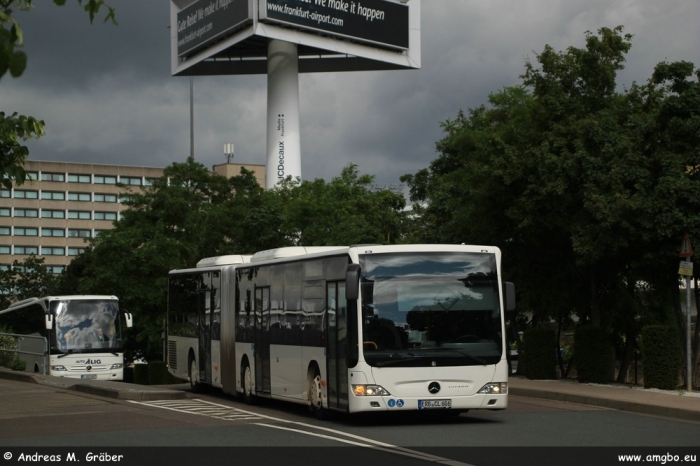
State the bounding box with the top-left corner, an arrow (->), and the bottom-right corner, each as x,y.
679,232 -> 693,391
190,76 -> 194,159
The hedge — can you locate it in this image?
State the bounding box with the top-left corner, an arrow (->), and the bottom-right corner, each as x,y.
522,327 -> 557,380
574,325 -> 610,384
641,325 -> 681,390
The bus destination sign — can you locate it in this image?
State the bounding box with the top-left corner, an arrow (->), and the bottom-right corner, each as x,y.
260,0 -> 409,51
177,0 -> 253,57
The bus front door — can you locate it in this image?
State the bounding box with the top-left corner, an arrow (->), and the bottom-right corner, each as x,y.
327,281 -> 349,411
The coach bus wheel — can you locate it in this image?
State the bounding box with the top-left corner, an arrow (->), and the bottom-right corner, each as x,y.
308,368 -> 328,420
188,355 -> 201,393
242,362 -> 255,405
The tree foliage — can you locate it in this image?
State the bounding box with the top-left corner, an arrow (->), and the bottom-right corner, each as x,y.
0,255 -> 59,309
402,27 -> 700,383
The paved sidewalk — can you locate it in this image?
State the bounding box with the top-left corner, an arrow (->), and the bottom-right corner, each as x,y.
509,375 -> 700,422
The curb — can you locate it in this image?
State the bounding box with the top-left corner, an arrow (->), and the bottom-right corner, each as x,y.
509,386 -> 700,422
0,368 -> 186,401
71,383 -> 186,401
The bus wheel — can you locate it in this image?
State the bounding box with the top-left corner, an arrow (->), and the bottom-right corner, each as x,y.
308,368 -> 327,419
188,355 -> 201,393
242,361 -> 255,405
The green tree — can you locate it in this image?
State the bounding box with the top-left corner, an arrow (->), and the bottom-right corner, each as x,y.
0,0 -> 115,186
0,255 -> 59,308
278,164 -> 406,246
403,27 -> 700,383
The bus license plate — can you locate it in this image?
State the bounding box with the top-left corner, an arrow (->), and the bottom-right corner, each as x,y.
81,374 -> 97,379
418,399 -> 451,409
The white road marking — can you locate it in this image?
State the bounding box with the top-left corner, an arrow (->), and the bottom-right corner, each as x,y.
130,399 -> 473,466
128,399 -> 262,421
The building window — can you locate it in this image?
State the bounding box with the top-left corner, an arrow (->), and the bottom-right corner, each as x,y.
47,266 -> 65,274
93,230 -> 106,237
68,192 -> 91,202
14,246 -> 38,255
94,193 -> 117,203
0,190 -> 9,198
13,189 -> 39,199
94,175 -> 117,185
0,208 -> 9,217
68,174 -> 91,183
41,247 -> 65,256
67,210 -> 91,220
41,228 -> 65,237
41,191 -> 66,201
41,172 -> 65,182
0,265 -> 9,271
14,227 -> 38,236
41,209 -> 65,219
26,172 -> 38,180
67,229 -> 91,238
67,247 -> 85,256
13,208 -> 38,218
93,211 -> 117,221
120,176 -> 142,186
0,247 -> 9,254
0,227 -> 10,236
144,177 -> 157,186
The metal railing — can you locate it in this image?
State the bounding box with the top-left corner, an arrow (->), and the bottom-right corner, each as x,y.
0,332 -> 48,375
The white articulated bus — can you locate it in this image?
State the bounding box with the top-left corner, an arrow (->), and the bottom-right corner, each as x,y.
0,296 -> 133,380
167,245 -> 515,417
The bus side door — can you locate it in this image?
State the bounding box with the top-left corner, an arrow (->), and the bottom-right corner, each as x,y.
327,281 -> 349,411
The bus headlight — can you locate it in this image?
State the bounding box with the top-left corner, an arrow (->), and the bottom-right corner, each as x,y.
352,385 -> 391,396
478,382 -> 508,394
51,365 -> 67,371
110,364 -> 123,370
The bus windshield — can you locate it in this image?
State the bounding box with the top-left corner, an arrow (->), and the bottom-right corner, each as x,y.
52,300 -> 122,353
359,252 -> 503,367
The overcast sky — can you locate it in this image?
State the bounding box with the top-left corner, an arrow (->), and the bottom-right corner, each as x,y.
4,0 -> 699,190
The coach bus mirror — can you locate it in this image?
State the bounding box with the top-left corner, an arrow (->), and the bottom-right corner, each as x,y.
123,310 -> 133,328
346,264 -> 361,301
45,314 -> 54,330
503,282 -> 516,313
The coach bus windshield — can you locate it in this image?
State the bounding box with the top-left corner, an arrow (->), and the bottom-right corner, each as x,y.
52,300 -> 122,353
359,252 -> 503,367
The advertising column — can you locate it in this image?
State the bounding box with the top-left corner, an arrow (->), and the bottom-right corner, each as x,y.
266,39 -> 301,189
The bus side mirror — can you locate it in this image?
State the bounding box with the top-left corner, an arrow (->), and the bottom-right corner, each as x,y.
346,264 -> 361,301
123,310 -> 133,328
45,314 -> 54,330
503,282 -> 516,313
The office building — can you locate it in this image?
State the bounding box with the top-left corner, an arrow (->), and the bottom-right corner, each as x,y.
0,160 -> 265,273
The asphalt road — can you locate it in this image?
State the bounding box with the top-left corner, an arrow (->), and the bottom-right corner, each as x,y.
0,378 -> 698,466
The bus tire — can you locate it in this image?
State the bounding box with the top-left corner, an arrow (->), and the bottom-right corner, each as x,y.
242,360 -> 255,405
308,366 -> 328,420
188,353 -> 201,393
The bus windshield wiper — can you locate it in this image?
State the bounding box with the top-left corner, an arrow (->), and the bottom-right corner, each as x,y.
57,349 -> 73,358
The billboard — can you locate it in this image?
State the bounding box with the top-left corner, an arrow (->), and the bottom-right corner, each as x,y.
260,0 -> 409,51
177,0 -> 253,57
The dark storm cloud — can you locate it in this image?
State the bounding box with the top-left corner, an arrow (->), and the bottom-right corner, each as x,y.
3,0 -> 699,188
